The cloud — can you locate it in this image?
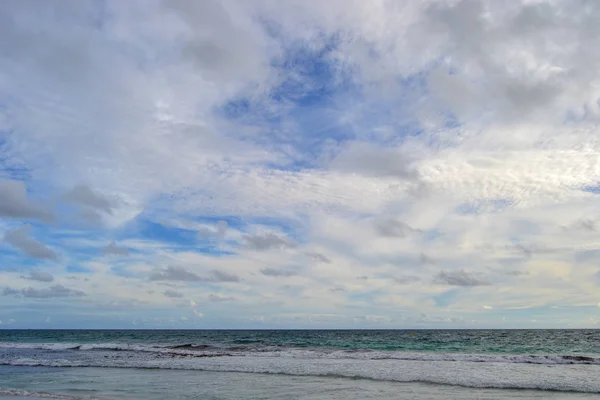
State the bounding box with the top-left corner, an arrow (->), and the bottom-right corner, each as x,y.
305,252 -> 331,263
211,270 -> 240,282
0,180 -> 52,222
330,142 -> 419,179
208,294 -> 234,302
394,275 -> 420,284
261,267 -> 297,277
197,220 -> 228,240
488,267 -> 529,276
4,0 -> 600,328
373,218 -> 421,238
64,185 -> 115,214
243,233 -> 296,251
102,241 -> 130,257
21,270 -> 54,282
419,253 -> 436,265
514,244 -> 532,258
434,270 -> 490,287
149,266 -> 202,282
163,289 -> 184,298
4,225 -> 58,260
3,284 -> 85,299
149,266 -> 240,283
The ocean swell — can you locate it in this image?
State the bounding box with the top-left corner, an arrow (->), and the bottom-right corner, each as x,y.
1,341 -> 600,365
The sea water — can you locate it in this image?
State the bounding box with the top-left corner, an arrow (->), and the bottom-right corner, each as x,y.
1,329 -> 599,399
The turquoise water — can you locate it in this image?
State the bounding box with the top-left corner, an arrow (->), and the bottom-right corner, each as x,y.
1,330 -> 600,398
2,329 -> 600,355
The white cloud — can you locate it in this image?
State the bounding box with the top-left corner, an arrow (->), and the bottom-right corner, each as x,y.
3,0 -> 600,327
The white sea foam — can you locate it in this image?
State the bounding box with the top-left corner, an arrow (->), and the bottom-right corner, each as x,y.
0,387 -> 96,399
1,342 -> 599,365
2,354 -> 600,393
3,341 -> 600,393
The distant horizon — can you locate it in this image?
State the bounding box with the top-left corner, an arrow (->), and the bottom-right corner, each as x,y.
2,326 -> 599,331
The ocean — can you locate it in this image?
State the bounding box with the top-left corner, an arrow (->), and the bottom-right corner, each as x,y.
0,329 -> 599,399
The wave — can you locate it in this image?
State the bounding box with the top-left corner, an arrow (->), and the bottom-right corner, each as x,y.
2,341 -> 600,365
3,356 -> 600,394
0,387 -> 97,399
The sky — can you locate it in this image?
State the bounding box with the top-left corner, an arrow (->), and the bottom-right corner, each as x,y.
1,0 -> 600,329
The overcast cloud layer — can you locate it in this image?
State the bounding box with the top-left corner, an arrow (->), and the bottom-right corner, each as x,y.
1,0 -> 600,328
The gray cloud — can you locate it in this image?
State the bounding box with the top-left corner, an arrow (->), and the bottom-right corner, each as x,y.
330,142 -> 418,179
514,244 -> 532,258
166,0 -> 271,83
64,185 -> 114,214
211,270 -> 240,282
208,294 -> 234,302
2,288 -> 19,296
21,270 -> 54,282
4,225 -> 58,260
394,275 -> 420,284
374,218 -> 421,238
305,252 -> 331,263
573,219 -> 596,232
424,0 -> 572,122
434,270 -> 490,287
419,253 -> 436,265
3,284 -> 85,298
149,266 -> 203,282
163,289 -> 184,298
244,233 -> 296,251
149,266 -> 239,283
0,179 -> 53,222
79,208 -> 104,226
261,267 -> 297,277
488,267 -> 529,277
102,241 -> 130,256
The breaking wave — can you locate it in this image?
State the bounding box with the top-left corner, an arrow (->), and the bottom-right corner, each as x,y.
1,341 -> 600,365
0,387 -> 97,399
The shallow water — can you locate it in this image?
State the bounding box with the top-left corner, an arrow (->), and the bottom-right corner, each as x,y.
0,366 -> 597,400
